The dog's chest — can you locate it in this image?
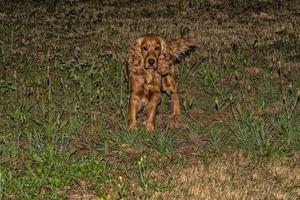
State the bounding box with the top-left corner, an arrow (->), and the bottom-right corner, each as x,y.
142,71 -> 161,93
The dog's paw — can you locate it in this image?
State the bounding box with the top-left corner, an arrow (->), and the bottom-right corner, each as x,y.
145,122 -> 155,131
170,112 -> 180,120
128,122 -> 137,130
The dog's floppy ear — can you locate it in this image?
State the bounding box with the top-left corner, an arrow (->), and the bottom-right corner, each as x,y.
159,37 -> 168,56
127,37 -> 144,72
158,37 -> 173,75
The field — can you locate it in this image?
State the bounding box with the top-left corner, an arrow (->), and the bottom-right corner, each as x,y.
0,0 -> 300,199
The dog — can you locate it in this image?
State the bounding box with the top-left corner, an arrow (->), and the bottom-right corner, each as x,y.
127,34 -> 198,131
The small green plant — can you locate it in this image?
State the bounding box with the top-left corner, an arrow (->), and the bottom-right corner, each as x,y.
278,62 -> 300,120
108,129 -> 147,148
200,64 -> 220,87
231,50 -> 252,67
206,123 -> 226,154
231,115 -> 275,157
0,171 -> 4,200
271,39 -> 300,54
137,155 -> 150,198
229,96 -> 300,159
147,132 -> 176,158
115,175 -> 128,199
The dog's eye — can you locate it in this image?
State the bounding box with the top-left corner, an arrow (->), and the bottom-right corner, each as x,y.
142,46 -> 148,51
155,46 -> 160,51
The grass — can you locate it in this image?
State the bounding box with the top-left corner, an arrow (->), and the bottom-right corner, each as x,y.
0,0 -> 300,199
147,131 -> 177,158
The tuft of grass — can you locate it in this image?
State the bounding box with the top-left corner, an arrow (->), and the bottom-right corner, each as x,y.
107,129 -> 148,148
206,123 -> 227,155
0,171 -> 4,200
136,155 -> 150,198
229,101 -> 300,159
230,110 -> 277,158
271,39 -> 300,54
147,131 -> 177,158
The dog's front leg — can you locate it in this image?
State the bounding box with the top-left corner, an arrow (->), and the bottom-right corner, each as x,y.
162,75 -> 180,119
128,94 -> 141,130
144,91 -> 161,131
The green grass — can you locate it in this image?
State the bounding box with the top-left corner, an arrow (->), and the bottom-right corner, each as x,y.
1,147 -> 112,199
0,1 -> 299,199
147,132 -> 177,158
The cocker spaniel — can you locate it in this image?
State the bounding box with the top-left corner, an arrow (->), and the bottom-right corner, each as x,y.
127,34 -> 198,131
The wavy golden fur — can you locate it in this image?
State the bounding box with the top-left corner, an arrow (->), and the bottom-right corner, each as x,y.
127,35 -> 198,131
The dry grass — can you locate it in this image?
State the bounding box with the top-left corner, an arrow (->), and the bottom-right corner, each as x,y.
152,153 -> 300,199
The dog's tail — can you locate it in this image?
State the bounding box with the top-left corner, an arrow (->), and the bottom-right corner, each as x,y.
168,37 -> 199,60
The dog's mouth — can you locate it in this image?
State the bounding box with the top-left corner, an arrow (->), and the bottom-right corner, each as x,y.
145,64 -> 158,69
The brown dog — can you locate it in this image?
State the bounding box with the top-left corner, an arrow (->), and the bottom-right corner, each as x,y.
127,35 -> 198,131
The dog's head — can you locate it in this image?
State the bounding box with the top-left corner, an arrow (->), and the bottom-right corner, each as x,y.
140,35 -> 163,69
128,35 -> 169,70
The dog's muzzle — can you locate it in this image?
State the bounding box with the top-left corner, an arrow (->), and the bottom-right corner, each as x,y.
145,57 -> 157,69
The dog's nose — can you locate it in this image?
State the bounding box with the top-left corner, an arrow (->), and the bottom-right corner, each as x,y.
148,58 -> 155,65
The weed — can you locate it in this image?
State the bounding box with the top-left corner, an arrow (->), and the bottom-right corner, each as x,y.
110,129 -> 147,148
137,155 -> 150,198
115,175 -> 128,199
206,123 -> 227,155
231,113 -> 276,157
199,63 -> 220,87
147,132 -> 177,158
0,172 -> 3,200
